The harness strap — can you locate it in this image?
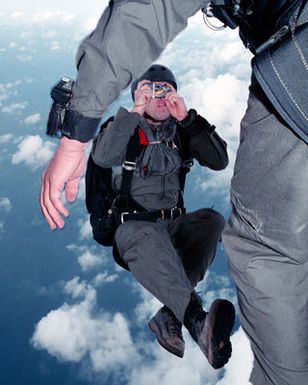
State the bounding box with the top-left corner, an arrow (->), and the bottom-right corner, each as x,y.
116,124 -> 192,213
120,207 -> 185,223
117,127 -> 143,210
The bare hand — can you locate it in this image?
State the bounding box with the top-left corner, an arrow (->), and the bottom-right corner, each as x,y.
132,80 -> 152,115
164,88 -> 188,121
39,137 -> 87,230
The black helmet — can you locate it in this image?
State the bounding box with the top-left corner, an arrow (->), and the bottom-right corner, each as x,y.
131,64 -> 177,99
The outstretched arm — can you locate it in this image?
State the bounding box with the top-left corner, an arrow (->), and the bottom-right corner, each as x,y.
40,0 -> 206,230
70,0 -> 205,120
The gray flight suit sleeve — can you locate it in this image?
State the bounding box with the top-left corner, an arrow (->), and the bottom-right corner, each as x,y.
91,107 -> 140,167
70,0 -> 207,119
178,109 -> 229,170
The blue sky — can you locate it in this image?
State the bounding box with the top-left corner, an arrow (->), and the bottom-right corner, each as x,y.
0,3 -> 254,385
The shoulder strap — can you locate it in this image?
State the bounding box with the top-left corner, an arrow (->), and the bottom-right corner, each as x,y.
85,116 -> 116,214
117,127 -> 144,211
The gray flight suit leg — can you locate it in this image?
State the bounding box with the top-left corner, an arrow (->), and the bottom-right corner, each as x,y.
222,82 -> 308,385
115,208 -> 225,323
168,208 -> 225,288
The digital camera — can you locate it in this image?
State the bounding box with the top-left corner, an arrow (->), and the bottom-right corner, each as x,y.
145,82 -> 172,98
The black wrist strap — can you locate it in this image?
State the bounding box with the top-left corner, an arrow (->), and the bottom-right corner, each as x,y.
62,109 -> 101,142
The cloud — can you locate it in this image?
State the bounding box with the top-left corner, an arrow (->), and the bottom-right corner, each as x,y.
11,135 -> 56,169
66,244 -> 107,272
128,339 -> 220,385
31,10 -> 76,23
0,197 -> 12,212
78,217 -> 92,240
0,134 -> 13,143
78,250 -> 104,272
49,40 -> 61,50
24,113 -> 41,125
32,268 -> 253,384
17,54 -> 33,62
92,272 -> 118,286
1,101 -> 27,114
31,277 -> 139,372
9,41 -> 18,48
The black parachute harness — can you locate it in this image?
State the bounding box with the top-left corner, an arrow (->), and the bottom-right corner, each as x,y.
202,0 -> 306,54
85,117 -> 193,268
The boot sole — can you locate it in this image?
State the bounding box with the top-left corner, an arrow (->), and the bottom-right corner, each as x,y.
200,299 -> 235,369
148,318 -> 184,358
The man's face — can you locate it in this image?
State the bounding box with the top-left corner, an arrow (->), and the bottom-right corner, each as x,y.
144,82 -> 172,121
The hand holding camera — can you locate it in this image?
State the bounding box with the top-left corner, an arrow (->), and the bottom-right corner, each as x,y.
164,87 -> 188,122
132,80 -> 153,115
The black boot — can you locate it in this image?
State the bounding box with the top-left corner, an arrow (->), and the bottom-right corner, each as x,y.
148,306 -> 185,358
184,294 -> 235,369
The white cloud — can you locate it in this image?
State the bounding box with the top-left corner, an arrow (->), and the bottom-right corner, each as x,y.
31,10 -> 76,23
66,244 -> 107,272
78,250 -> 104,272
10,11 -> 24,19
11,135 -> 56,169
50,40 -> 61,51
127,325 -> 253,385
0,80 -> 22,106
0,134 -> 13,143
78,217 -> 92,240
0,197 -> 12,212
17,54 -> 33,62
64,276 -> 92,300
128,339 -> 220,385
9,41 -> 18,48
93,272 -> 118,286
1,101 -> 27,114
32,268 -> 253,384
24,113 -> 41,125
77,175 -> 86,200
31,277 -> 139,372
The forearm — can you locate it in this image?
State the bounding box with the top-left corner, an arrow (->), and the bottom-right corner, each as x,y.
178,109 -> 229,170
91,107 -> 140,167
70,0 -> 205,118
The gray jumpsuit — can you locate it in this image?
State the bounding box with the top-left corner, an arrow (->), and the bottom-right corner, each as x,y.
92,107 -> 228,323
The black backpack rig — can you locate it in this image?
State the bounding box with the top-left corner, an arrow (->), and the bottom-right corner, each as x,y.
203,0 -> 306,54
85,117 -> 193,268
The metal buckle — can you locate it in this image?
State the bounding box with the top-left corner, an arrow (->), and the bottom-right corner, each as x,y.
120,212 -> 129,223
171,207 -> 182,220
122,161 -> 136,171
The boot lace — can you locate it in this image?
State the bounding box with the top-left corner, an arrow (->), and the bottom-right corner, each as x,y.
164,307 -> 183,338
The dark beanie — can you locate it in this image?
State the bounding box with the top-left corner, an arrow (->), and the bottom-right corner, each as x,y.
131,64 -> 177,99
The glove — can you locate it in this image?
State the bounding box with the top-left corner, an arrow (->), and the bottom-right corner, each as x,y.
40,136 -> 88,230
